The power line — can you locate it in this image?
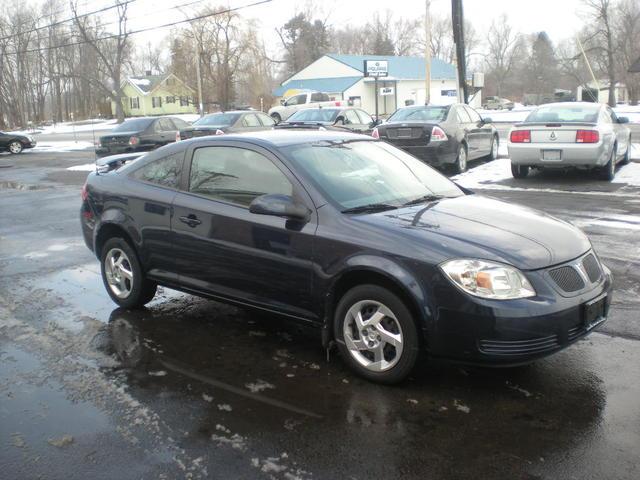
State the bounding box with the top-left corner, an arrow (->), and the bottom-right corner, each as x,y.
3,0 -> 273,55
3,0 -> 100,33
0,0 -> 138,42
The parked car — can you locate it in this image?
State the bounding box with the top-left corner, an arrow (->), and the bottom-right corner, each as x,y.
96,116 -> 190,157
81,130 -> 612,384
95,152 -> 145,174
179,111 -> 274,140
482,96 -> 515,110
275,107 -> 376,134
373,104 -> 499,173
508,102 -> 631,181
0,130 -> 36,154
268,91 -> 347,123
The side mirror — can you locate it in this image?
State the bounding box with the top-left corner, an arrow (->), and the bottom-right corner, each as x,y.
249,194 -> 310,222
482,117 -> 492,124
618,116 -> 629,124
280,99 -> 286,106
369,119 -> 382,127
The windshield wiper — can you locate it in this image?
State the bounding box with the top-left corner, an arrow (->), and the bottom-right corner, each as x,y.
401,194 -> 446,206
341,203 -> 399,214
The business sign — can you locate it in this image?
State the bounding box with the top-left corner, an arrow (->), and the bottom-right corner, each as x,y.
364,60 -> 389,77
380,87 -> 394,96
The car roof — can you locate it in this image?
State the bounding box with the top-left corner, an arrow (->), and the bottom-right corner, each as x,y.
534,102 -> 601,109
180,129 -> 372,147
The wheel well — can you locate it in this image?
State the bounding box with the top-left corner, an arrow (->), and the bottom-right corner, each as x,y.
95,223 -> 136,258
331,270 -> 424,336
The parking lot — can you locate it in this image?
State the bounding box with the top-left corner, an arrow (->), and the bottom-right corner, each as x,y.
1,127 -> 639,479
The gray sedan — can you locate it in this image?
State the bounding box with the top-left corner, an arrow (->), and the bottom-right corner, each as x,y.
508,102 -> 631,181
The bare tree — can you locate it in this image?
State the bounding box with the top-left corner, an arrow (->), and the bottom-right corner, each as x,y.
615,0 -> 640,104
72,0 -> 131,122
580,0 -> 617,106
484,14 -> 523,97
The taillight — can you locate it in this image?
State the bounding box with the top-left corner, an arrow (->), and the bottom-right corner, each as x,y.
372,127 -> 379,139
81,182 -> 88,201
128,136 -> 139,145
510,130 -> 531,143
215,129 -> 225,135
431,126 -> 448,142
576,130 -> 599,143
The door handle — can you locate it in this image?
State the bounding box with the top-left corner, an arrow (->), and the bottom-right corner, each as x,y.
179,215 -> 201,227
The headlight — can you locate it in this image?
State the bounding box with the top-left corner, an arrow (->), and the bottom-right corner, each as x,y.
440,259 -> 535,300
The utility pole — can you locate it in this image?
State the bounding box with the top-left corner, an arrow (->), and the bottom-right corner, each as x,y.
424,0 -> 431,105
195,41 -> 204,117
451,0 -> 468,104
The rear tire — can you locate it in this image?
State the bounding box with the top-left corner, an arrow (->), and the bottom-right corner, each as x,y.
511,163 -> 529,178
620,137 -> 631,165
334,285 -> 419,384
100,237 -> 157,308
599,144 -> 616,181
453,143 -> 468,174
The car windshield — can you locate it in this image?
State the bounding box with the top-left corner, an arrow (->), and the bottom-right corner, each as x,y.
388,106 -> 449,122
524,105 -> 600,123
112,118 -> 153,132
193,113 -> 240,127
284,140 -> 463,210
288,109 -> 340,123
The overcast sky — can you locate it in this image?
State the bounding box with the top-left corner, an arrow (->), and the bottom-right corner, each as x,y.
68,0 -> 587,57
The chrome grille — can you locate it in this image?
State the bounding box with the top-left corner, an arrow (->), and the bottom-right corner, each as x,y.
582,254 -> 601,283
549,266 -> 585,292
479,335 -> 559,356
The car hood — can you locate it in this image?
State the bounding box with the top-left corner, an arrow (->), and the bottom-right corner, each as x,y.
351,195 -> 590,270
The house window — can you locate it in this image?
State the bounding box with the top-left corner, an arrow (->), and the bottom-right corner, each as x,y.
180,96 -> 190,106
152,96 -> 163,108
130,97 -> 140,109
166,96 -> 175,104
166,77 -> 175,86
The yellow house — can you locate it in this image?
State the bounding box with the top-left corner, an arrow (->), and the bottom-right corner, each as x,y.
111,73 -> 198,117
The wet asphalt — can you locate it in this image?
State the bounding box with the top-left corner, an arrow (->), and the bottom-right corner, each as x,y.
1,137 -> 640,480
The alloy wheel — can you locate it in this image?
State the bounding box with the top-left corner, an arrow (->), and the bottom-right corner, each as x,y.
458,145 -> 467,172
104,248 -> 134,298
9,141 -> 22,154
492,137 -> 498,159
342,300 -> 404,372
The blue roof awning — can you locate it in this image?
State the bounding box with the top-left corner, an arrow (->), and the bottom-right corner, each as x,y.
273,76 -> 362,97
327,54 -> 456,80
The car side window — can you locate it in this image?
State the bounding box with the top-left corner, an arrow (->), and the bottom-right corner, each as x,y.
131,153 -> 182,188
188,147 -> 293,207
158,118 -> 175,131
344,110 -> 361,125
456,107 -> 471,123
356,110 -> 373,124
242,114 -> 261,127
286,94 -> 306,106
600,109 -> 613,124
465,106 -> 482,123
606,107 -> 618,123
257,113 -> 275,126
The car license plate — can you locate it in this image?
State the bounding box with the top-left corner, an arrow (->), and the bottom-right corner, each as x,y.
542,149 -> 562,161
397,128 -> 413,138
583,294 -> 607,330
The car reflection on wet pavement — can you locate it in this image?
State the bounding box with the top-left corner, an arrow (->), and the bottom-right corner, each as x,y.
2,260 -> 638,479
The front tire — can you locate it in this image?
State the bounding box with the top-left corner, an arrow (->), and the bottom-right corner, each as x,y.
511,163 -> 529,178
334,285 -> 419,384
100,237 -> 157,308
487,134 -> 499,160
453,143 -> 468,174
8,141 -> 23,154
620,137 -> 631,165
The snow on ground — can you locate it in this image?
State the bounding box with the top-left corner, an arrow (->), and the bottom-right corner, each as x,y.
32,141 -> 94,152
67,163 -> 96,172
453,143 -> 640,190
9,118 -> 117,136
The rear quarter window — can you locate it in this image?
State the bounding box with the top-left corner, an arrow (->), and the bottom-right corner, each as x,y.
130,153 -> 183,188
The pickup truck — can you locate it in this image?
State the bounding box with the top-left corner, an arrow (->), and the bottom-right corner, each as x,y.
268,91 -> 347,123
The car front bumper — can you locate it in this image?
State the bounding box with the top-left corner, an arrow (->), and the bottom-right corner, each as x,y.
427,260 -> 613,366
508,142 -> 609,167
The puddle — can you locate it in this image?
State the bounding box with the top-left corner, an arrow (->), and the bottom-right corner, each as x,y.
0,180 -> 49,190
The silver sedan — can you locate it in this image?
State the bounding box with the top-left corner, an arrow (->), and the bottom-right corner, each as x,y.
508,102 -> 631,181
